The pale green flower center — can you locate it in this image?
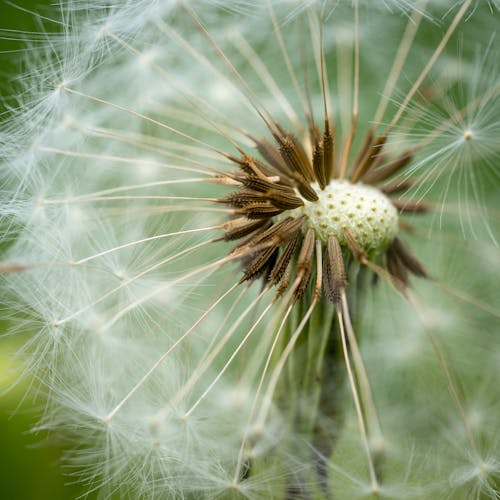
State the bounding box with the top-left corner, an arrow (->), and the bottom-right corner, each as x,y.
297,180 -> 398,252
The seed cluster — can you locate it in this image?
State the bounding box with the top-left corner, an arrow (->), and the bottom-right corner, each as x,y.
218,122 -> 428,301
297,180 -> 398,252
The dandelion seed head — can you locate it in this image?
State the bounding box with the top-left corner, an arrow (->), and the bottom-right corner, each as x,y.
1,0 -> 499,498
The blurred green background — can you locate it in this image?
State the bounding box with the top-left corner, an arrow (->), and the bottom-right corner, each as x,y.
1,3 -> 84,498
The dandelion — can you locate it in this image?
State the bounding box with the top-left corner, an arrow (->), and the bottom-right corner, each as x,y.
1,1 -> 499,498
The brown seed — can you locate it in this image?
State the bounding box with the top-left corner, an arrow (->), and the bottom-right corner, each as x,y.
390,237 -> 427,278
239,246 -> 279,283
323,122 -> 336,184
351,134 -> 387,183
343,227 -> 367,263
269,235 -> 299,287
386,245 -> 409,289
277,133 -> 315,183
294,228 -> 315,300
221,218 -> 269,241
363,150 -> 413,184
323,235 -> 346,303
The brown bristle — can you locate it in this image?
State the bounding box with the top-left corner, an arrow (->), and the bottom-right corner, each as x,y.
294,228 -> 315,300
390,237 -> 427,278
352,130 -> 375,176
351,134 -> 387,183
238,176 -> 289,193
277,133 -> 315,183
391,199 -> 430,214
363,150 -> 413,184
343,227 -> 367,263
312,142 -> 325,189
323,235 -> 346,303
239,246 -> 279,283
221,218 -> 270,241
237,216 -> 304,253
269,235 -> 299,287
236,202 -> 284,219
323,123 -> 335,184
254,138 -> 290,175
295,176 -> 319,201
386,246 -> 409,289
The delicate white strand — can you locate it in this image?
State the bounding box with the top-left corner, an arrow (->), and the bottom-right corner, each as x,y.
37,146 -> 214,176
406,291 -> 479,455
103,282 -> 239,422
340,291 -> 383,451
56,238 -> 215,325
170,288 -> 271,412
233,298 -> 296,483
372,0 -> 427,125
256,241 -> 323,427
389,0 -> 474,129
336,303 -> 379,493
184,299 -> 275,417
75,226 -> 221,265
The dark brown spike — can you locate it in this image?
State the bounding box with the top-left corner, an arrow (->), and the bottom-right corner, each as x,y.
232,154 -> 269,179
398,220 -> 418,234
294,228 -> 315,300
254,138 -> 290,175
261,249 -> 279,283
351,134 -> 387,183
220,218 -> 269,241
239,176 -> 292,194
352,129 -> 375,176
219,187 -> 302,211
323,122 -> 336,183
312,141 -> 326,189
278,133 -> 315,183
266,190 -> 304,210
236,203 -> 284,219
390,237 -> 427,278
295,175 -> 319,201
276,263 -> 292,299
386,246 -> 409,289
391,199 -> 431,214
269,235 -> 299,286
244,156 -> 295,186
237,216 -> 305,252
221,192 -> 266,208
363,150 -> 413,184
323,235 -> 346,303
239,247 -> 279,283
343,227 -> 367,263
309,121 -> 321,146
